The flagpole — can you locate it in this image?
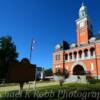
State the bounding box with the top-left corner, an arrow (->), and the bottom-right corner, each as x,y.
29,39 -> 33,62
34,67 -> 37,89
29,38 -> 37,89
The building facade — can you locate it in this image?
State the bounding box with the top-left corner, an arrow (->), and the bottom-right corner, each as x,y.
53,3 -> 100,79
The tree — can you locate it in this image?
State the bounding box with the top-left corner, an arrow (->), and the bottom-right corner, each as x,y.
63,69 -> 69,79
44,68 -> 53,76
0,36 -> 18,79
54,68 -> 69,87
54,69 -> 64,87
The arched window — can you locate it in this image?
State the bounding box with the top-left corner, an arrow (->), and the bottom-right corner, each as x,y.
64,54 -> 68,60
79,50 -> 82,59
84,49 -> 88,57
74,52 -> 77,59
69,53 -> 72,60
90,48 -> 95,57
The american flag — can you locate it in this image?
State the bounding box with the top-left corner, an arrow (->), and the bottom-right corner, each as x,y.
31,38 -> 36,50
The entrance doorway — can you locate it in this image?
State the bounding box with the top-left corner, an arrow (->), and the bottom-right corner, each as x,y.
73,65 -> 85,75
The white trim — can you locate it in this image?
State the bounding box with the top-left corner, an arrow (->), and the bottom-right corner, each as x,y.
76,17 -> 87,24
91,63 -> 94,71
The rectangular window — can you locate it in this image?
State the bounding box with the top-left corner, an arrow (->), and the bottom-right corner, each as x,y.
64,54 -> 68,60
85,52 -> 88,57
56,54 -> 60,60
69,53 -> 72,59
56,68 -> 60,73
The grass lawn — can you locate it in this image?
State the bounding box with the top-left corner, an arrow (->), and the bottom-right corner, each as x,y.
0,82 -> 100,100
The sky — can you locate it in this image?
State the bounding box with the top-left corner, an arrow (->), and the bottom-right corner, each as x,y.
0,0 -> 100,68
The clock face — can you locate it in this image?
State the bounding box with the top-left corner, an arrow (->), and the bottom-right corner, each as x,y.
80,21 -> 85,28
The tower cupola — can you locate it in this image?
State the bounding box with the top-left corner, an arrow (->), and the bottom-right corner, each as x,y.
79,3 -> 88,18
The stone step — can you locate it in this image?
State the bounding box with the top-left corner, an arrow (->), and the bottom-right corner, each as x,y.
65,75 -> 87,83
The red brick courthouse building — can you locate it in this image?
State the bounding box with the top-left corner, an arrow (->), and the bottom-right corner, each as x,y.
53,3 -> 100,80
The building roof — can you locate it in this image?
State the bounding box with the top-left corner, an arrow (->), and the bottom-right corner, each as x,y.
55,41 -> 69,51
54,33 -> 100,53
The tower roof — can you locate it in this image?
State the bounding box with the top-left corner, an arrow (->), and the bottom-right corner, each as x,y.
79,2 -> 87,12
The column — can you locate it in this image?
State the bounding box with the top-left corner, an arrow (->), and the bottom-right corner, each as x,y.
72,53 -> 74,61
77,52 -> 79,61
82,51 -> 84,60
88,50 -> 91,59
93,50 -> 96,58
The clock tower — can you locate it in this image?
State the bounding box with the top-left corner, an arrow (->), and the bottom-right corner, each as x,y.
76,3 -> 93,46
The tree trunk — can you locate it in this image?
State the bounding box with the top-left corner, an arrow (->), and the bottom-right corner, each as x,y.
19,82 -> 24,93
